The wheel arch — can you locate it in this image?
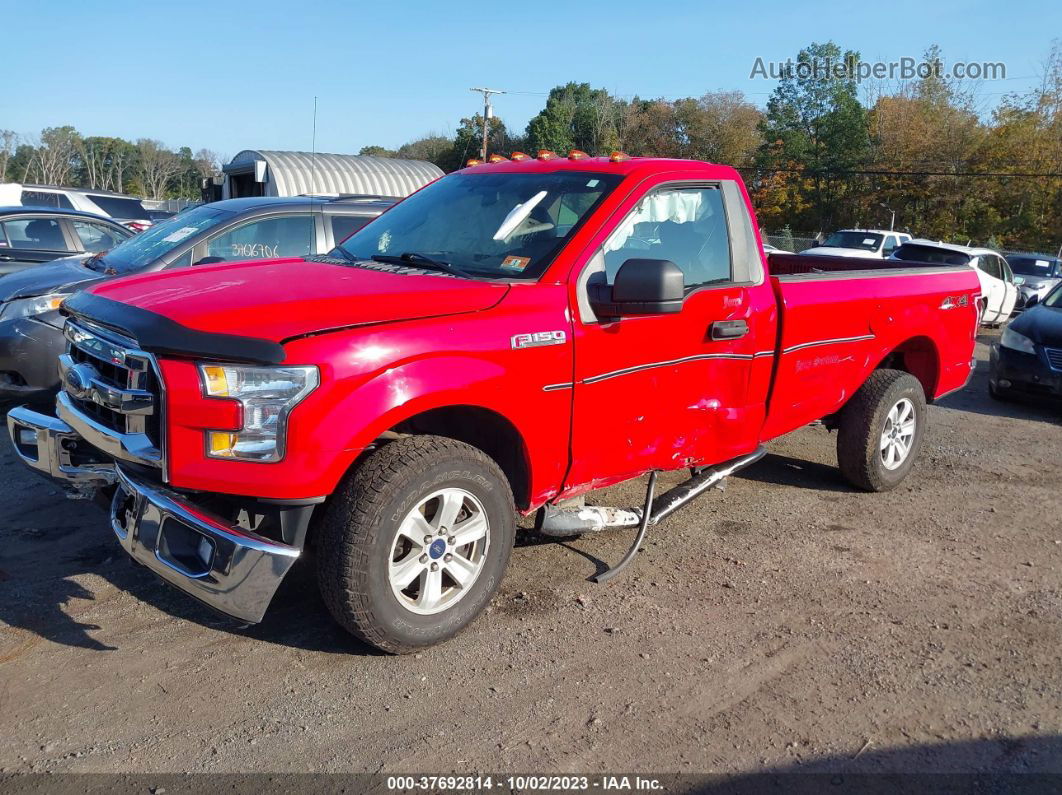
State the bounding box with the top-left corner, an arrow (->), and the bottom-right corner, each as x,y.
874,336 -> 941,400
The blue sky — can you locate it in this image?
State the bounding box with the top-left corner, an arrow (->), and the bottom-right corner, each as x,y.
2,0 -> 1058,160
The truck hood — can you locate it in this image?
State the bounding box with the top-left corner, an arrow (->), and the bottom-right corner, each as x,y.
800,246 -> 880,259
82,258 -> 510,343
0,255 -> 102,302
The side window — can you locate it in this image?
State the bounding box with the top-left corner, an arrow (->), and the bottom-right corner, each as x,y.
998,257 -> 1014,283
72,221 -> 125,253
329,215 -> 370,246
978,256 -> 1001,280
205,215 -> 314,262
20,190 -> 73,209
882,235 -> 899,255
1,218 -> 68,250
601,186 -> 731,290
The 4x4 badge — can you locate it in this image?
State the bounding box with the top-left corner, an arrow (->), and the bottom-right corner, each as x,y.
511,331 -> 567,349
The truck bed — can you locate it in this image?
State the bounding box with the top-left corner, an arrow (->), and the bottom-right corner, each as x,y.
759,253 -> 981,441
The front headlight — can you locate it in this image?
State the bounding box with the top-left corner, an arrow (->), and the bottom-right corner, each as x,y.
198,364 -> 319,462
1000,326 -> 1037,354
0,293 -> 70,322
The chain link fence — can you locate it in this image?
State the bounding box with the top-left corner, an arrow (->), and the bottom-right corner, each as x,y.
762,231 -> 818,253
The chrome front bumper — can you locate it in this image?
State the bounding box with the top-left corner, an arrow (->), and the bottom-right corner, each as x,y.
110,467 -> 300,623
7,405 -> 116,485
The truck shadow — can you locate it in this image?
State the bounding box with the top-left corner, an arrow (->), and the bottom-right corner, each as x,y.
700,734 -> 1062,793
735,453 -> 856,494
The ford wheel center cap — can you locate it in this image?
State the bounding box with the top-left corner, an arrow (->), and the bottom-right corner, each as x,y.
428,538 -> 447,559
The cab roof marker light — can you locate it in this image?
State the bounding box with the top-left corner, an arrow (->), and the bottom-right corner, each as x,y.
465,158 -> 483,167
536,150 -> 558,160
568,150 -> 589,160
488,154 -> 509,163
510,151 -> 531,161
609,151 -> 632,162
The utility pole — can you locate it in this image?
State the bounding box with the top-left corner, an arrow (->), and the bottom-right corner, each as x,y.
878,202 -> 896,231
469,87 -> 505,160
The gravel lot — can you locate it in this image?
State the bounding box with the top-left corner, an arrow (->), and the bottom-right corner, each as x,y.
1,329 -> 1060,779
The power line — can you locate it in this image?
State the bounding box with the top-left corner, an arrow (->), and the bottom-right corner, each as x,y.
737,166 -> 1062,179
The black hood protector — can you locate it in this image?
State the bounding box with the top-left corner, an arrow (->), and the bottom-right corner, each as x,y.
61,292 -> 286,365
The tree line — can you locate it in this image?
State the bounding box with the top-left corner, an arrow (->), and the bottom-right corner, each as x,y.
0,128 -> 222,201
365,41 -> 1062,253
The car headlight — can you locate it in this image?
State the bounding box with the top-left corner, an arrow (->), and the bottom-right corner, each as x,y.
1000,327 -> 1036,354
198,364 -> 319,462
0,293 -> 70,322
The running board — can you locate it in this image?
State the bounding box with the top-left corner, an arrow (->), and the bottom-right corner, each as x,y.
539,446 -> 767,537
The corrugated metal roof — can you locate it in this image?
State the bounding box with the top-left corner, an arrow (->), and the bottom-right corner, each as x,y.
226,150 -> 443,198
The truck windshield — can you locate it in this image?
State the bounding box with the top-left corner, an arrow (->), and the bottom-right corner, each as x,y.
92,206 -> 233,274
821,231 -> 883,251
332,171 -> 623,279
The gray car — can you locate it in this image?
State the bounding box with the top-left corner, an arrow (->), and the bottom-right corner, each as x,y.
1008,253 -> 1062,311
0,195 -> 394,405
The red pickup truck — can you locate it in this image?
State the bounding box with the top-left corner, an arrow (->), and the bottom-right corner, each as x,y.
7,154 -> 980,653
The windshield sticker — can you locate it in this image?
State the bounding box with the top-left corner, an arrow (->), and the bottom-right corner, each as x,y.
862,238 -> 876,245
1034,260 -> 1050,268
377,230 -> 392,253
162,226 -> 198,243
586,179 -> 600,187
500,255 -> 531,272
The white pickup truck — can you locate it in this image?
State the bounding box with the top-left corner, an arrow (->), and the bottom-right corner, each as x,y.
800,229 -> 912,259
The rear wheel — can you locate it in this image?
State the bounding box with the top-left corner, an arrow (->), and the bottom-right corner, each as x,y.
837,369 -> 927,492
317,435 -> 515,653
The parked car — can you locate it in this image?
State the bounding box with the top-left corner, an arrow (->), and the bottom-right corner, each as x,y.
146,209 -> 177,223
1006,252 -> 1062,311
891,240 -> 1019,324
7,155 -> 980,654
0,206 -> 132,275
0,183 -> 154,231
0,195 -> 393,405
989,283 -> 1062,403
800,229 -> 912,259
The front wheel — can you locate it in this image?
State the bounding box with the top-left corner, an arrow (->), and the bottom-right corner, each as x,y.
836,369 -> 927,492
317,435 -> 515,653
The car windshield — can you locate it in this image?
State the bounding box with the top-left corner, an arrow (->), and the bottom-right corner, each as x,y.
821,231 -> 883,251
1007,256 -> 1060,278
332,171 -> 623,279
93,205 -> 233,274
892,244 -> 972,266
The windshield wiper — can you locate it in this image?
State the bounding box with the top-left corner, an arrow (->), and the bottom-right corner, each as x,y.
372,252 -> 474,279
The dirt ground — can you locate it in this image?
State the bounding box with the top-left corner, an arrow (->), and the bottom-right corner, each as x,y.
1,329 -> 1060,780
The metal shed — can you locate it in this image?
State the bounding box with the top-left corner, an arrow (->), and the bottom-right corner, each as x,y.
221,150 -> 443,200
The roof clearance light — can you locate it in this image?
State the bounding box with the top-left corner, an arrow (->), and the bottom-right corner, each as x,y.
510,151 -> 531,161
488,154 -> 509,163
537,150 -> 558,160
466,158 -> 483,167
568,149 -> 589,160
609,151 -> 631,162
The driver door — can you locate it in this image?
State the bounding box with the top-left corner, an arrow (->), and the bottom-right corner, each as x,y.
562,182 -> 774,496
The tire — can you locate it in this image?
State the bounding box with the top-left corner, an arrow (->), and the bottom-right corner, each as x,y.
317,435 -> 515,654
988,381 -> 1011,402
836,369 -> 927,492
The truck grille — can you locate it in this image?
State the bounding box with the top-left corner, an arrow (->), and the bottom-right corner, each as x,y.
1046,347 -> 1062,372
60,320 -> 163,467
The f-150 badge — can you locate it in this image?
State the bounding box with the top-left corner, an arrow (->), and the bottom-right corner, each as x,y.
511,331 -> 567,349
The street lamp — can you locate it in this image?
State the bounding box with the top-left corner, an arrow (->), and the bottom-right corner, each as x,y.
878,202 -> 895,231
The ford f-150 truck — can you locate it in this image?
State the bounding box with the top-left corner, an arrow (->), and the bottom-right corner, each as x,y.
7,153 -> 981,653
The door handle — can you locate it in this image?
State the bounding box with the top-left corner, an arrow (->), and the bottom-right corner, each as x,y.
0,255 -> 11,262
711,320 -> 749,340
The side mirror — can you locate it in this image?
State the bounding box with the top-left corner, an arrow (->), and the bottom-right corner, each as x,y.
588,258 -> 685,318
1013,275 -> 1025,286
1025,293 -> 1039,308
